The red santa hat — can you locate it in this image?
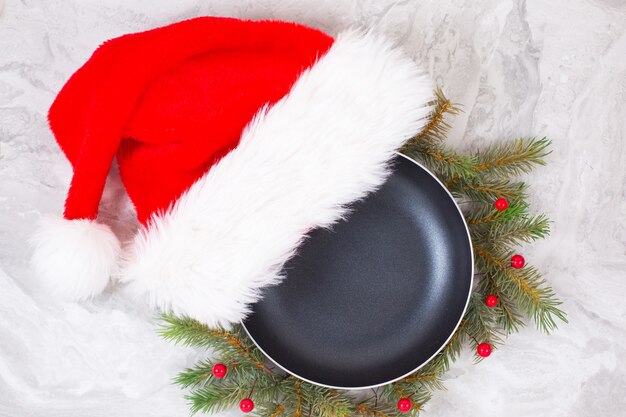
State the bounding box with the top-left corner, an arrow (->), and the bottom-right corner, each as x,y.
31,17 -> 433,328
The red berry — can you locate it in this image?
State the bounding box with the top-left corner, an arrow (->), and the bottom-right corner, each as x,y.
397,398 -> 412,413
477,343 -> 492,358
485,294 -> 498,307
494,198 -> 508,211
212,363 -> 227,379
511,254 -> 525,269
239,398 -> 254,413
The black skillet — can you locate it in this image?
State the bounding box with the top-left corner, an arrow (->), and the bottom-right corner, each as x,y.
242,154 -> 473,389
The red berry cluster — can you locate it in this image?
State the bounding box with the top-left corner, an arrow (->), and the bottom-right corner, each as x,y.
475,199 -> 530,360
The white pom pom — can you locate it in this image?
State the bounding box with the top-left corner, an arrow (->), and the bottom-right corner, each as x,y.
30,216 -> 121,300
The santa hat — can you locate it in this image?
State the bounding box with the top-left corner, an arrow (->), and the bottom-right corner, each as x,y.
31,17 -> 433,328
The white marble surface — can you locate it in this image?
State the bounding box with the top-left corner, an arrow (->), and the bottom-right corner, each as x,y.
1,1 -> 625,416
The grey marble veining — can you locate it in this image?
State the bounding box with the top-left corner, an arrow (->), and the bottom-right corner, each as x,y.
0,1 -> 625,416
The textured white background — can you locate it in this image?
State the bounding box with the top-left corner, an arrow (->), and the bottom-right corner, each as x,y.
1,0 -> 625,416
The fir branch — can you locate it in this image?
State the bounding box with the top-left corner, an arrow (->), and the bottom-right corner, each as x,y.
405,143 -> 478,180
355,403 -> 393,417
379,382 -> 430,417
174,359 -> 215,389
294,380 -> 302,417
461,294 -> 503,358
471,214 -> 550,249
363,400 -> 414,417
474,246 -> 567,333
488,214 -> 550,246
186,371 -> 283,415
402,87 -> 462,150
174,359 -> 266,389
452,179 -> 528,204
399,370 -> 445,392
492,291 -> 525,334
473,271 -> 525,334
158,314 -> 266,370
466,200 -> 529,225
252,402 -> 286,417
301,383 -> 353,417
474,137 -> 551,178
274,378 -> 353,417
444,175 -> 461,189
269,404 -> 285,417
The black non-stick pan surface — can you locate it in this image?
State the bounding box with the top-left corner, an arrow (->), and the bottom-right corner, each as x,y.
243,154 -> 473,389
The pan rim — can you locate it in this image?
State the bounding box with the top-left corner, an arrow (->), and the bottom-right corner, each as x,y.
241,152 -> 475,390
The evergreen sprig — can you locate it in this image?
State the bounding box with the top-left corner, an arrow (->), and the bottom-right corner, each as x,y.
159,89 -> 566,416
474,137 -> 551,178
407,143 -> 478,180
471,213 -> 550,249
403,88 -> 462,149
474,246 -> 566,334
158,314 -> 266,369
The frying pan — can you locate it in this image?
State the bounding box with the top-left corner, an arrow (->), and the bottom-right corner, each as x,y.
242,153 -> 473,389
